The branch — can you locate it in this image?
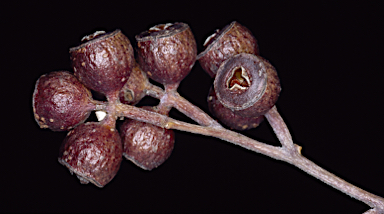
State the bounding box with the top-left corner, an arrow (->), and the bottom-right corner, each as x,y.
265,106 -> 296,151
264,106 -> 384,212
115,102 -> 289,161
114,96 -> 384,213
145,83 -> 221,127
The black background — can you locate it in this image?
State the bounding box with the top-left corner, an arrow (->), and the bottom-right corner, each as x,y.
2,1 -> 383,213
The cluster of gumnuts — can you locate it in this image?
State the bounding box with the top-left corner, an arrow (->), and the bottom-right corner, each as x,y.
32,21 -> 281,187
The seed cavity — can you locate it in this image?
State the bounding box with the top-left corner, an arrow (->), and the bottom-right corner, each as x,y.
227,66 -> 251,90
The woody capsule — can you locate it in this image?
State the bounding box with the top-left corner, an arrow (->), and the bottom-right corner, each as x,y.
214,53 -> 281,118
135,22 -> 197,85
70,30 -> 135,98
197,21 -> 259,78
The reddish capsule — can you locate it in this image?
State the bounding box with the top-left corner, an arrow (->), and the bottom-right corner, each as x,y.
207,87 -> 264,131
197,21 -> 259,78
214,53 -> 281,118
32,71 -> 95,131
119,63 -> 148,105
70,30 -> 135,96
136,22 -> 197,85
120,107 -> 175,170
58,122 -> 123,188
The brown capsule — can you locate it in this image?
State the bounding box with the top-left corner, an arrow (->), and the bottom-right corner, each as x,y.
214,53 -> 281,118
135,22 -> 197,85
32,71 -> 95,131
119,107 -> 175,170
119,63 -> 148,105
58,122 -> 123,188
70,29 -> 135,96
207,87 -> 264,131
197,21 -> 259,78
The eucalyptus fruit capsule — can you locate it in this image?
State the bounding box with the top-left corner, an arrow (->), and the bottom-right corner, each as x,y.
214,53 -> 281,118
58,122 -> 123,188
120,107 -> 175,170
136,22 -> 197,85
70,30 -> 135,97
207,87 -> 264,130
197,21 -> 259,78
33,71 -> 96,131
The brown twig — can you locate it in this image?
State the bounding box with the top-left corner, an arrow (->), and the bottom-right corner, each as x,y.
145,82 -> 221,127
113,84 -> 384,213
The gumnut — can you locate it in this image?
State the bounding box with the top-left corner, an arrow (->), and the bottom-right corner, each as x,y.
214,53 -> 281,118
207,87 -> 264,130
58,122 -> 123,188
197,21 -> 259,78
119,106 -> 175,170
32,71 -> 96,131
119,63 -> 148,105
70,29 -> 135,96
135,22 -> 197,85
